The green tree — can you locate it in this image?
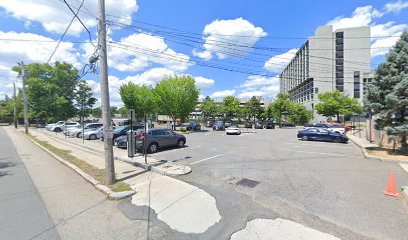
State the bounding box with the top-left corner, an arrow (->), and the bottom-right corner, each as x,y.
288,103 -> 313,125
243,96 -> 262,123
92,107 -> 102,118
365,31 -> 408,153
118,106 -> 128,117
222,96 -> 240,120
75,81 -> 97,123
119,83 -> 157,119
12,62 -> 79,123
315,90 -> 363,122
268,93 -> 292,127
200,96 -> 218,122
154,75 -> 200,127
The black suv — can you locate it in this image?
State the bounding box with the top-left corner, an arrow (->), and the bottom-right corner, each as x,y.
213,121 -> 225,131
265,121 -> 275,129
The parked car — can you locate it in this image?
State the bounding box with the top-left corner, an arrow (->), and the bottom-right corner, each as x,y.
297,128 -> 348,143
46,121 -> 65,131
134,128 -> 186,153
328,123 -> 347,134
265,121 -> 275,129
102,125 -> 144,142
226,125 -> 241,135
186,121 -> 201,131
66,123 -> 104,137
81,127 -> 103,140
280,122 -> 296,127
49,122 -> 80,132
244,122 -> 252,128
205,121 -> 213,127
304,123 -> 330,129
224,121 -> 233,128
213,121 -> 225,131
116,128 -> 186,152
254,122 -> 264,129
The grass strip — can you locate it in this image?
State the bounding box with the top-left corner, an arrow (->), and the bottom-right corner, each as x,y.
26,133 -> 132,192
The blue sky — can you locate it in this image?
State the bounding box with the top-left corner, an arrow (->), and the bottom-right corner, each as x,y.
0,0 -> 407,106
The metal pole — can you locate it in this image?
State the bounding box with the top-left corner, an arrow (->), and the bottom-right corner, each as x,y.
98,0 -> 115,185
13,82 -> 17,128
20,62 -> 29,134
144,114 -> 147,164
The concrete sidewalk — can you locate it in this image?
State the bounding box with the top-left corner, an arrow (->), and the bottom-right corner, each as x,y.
8,127 -> 223,236
347,133 -> 377,148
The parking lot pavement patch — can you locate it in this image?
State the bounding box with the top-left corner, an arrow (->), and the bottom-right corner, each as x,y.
131,175 -> 221,233
230,218 -> 341,240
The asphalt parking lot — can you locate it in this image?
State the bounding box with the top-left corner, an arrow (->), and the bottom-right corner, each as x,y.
152,127 -> 408,240
37,126 -> 408,239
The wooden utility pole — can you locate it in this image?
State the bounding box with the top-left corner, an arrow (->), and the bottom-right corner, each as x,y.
98,0 -> 115,185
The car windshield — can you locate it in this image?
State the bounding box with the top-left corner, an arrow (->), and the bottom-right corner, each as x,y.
114,126 -> 127,132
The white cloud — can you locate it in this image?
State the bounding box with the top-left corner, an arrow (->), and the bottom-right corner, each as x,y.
0,31 -> 83,98
238,75 -> 280,99
194,76 -> 215,89
0,31 -> 79,67
87,68 -> 175,107
210,90 -> 236,99
194,18 -> 267,59
384,0 -> 408,13
264,49 -> 297,73
0,0 -> 138,36
327,2 -> 408,58
108,33 -> 192,72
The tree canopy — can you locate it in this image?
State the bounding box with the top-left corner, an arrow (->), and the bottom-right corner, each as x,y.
365,31 -> 408,152
119,83 -> 157,119
315,90 -> 363,122
200,96 -> 218,121
154,75 -> 200,121
222,96 -> 240,120
267,93 -> 312,126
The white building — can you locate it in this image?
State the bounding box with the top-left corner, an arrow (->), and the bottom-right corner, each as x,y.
279,25 -> 373,122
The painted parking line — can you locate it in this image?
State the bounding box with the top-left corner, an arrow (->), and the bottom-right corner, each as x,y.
283,142 -> 354,148
280,148 -> 364,158
190,153 -> 225,165
154,145 -> 203,156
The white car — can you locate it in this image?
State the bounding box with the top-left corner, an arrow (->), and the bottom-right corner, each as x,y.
81,127 -> 104,140
49,122 -> 80,132
327,124 -> 346,134
226,125 -> 241,135
66,123 -> 104,137
46,121 -> 65,130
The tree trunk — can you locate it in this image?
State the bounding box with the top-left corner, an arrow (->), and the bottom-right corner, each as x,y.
336,113 -> 340,123
401,110 -> 407,153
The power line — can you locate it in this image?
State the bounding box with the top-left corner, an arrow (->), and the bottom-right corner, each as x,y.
108,41 -> 371,83
61,0 -> 97,46
106,14 -> 400,40
47,0 -> 85,64
108,21 -> 376,68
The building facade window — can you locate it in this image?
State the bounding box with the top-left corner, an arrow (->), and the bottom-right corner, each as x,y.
354,71 -> 360,98
335,31 -> 344,92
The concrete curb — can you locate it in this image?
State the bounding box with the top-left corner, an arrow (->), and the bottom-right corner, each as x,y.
34,129 -> 191,176
348,135 -> 408,164
115,156 -> 192,176
16,130 -> 135,200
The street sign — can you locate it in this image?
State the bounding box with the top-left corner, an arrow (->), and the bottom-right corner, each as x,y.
105,127 -> 113,138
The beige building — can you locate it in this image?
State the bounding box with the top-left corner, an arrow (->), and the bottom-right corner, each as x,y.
279,25 -> 373,122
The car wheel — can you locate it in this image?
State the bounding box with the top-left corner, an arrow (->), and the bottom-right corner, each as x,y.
76,132 -> 82,138
148,143 -> 158,153
89,134 -> 97,140
226,132 -> 229,135
333,137 -> 341,143
54,127 -> 61,132
177,139 -> 185,148
301,136 -> 309,141
238,132 -> 241,135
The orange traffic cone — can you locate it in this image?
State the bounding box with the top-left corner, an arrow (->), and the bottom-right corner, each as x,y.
384,172 -> 399,197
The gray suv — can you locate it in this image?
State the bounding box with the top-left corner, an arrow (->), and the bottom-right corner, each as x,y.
135,128 -> 186,153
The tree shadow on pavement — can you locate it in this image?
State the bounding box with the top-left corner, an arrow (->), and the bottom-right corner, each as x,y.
0,160 -> 16,178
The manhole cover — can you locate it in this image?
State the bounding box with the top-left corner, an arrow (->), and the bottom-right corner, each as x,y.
236,178 -> 260,188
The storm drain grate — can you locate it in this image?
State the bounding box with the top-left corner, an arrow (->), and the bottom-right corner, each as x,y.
236,178 -> 260,188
